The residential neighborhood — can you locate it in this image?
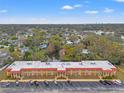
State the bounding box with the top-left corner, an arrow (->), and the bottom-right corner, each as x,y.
0,24 -> 124,92
0,24 -> 124,80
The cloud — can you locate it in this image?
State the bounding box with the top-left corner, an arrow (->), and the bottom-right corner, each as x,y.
73,4 -> 82,8
61,5 -> 74,10
84,10 -> 98,14
104,8 -> 114,13
115,0 -> 124,2
61,4 -> 82,10
0,9 -> 8,13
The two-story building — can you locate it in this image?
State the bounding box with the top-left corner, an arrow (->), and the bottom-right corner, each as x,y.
5,61 -> 117,80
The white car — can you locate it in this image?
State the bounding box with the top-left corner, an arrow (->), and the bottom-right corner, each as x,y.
112,80 -> 122,85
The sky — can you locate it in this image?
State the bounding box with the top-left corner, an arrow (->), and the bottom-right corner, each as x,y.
0,0 -> 124,24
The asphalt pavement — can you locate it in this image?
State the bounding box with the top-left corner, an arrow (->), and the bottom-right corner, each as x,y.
0,81 -> 124,93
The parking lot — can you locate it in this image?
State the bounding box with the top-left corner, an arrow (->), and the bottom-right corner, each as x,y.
0,80 -> 124,93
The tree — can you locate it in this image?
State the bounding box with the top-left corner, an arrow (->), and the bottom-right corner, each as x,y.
33,50 -> 47,61
23,51 -> 32,61
49,34 -> 63,49
47,34 -> 63,59
61,45 -> 81,61
9,45 -> 15,52
68,34 -> 79,44
24,28 -> 46,47
47,42 -> 55,58
10,35 -> 17,40
23,50 -> 47,61
84,34 -> 124,65
10,48 -> 22,61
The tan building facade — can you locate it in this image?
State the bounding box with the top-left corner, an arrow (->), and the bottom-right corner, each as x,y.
5,61 -> 117,80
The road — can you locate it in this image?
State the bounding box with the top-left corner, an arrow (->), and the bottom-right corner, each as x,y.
0,81 -> 124,93
0,88 -> 124,93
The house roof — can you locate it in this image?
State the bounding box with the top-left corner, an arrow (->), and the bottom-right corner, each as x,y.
6,60 -> 116,72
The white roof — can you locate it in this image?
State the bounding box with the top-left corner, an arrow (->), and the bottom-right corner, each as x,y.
82,49 -> 90,54
7,60 -> 116,71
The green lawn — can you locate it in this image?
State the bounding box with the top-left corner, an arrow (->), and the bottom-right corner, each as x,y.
116,65 -> 124,80
0,71 -> 8,80
118,65 -> 124,70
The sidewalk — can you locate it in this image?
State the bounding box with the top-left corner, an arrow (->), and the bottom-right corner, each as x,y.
0,79 -> 119,82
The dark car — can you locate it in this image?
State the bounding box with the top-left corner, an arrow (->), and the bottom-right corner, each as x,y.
44,80 -> 49,86
104,80 -> 111,85
34,81 -> 39,87
67,80 -> 72,85
99,80 -> 107,85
